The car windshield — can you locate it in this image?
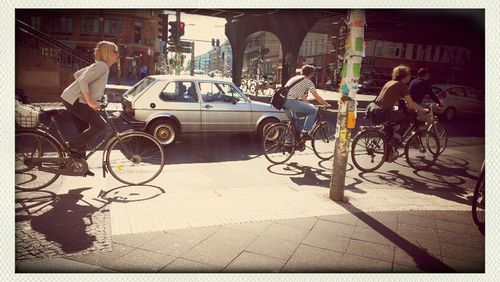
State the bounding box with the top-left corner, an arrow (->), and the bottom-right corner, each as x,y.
124,77 -> 156,98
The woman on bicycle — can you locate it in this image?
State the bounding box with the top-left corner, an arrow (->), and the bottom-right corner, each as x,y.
61,41 -> 119,161
283,65 -> 332,140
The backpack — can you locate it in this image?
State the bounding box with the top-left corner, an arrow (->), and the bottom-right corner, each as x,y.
269,77 -> 305,110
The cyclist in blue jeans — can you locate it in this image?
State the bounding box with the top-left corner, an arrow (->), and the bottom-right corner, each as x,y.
283,65 -> 332,140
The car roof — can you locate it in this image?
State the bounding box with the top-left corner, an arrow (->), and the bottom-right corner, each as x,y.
148,75 -> 233,83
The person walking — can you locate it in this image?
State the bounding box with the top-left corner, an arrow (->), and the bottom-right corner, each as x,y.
283,65 -> 331,140
60,41 -> 120,173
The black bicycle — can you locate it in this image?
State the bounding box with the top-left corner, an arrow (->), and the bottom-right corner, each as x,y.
263,106 -> 336,164
472,162 -> 485,233
351,113 -> 440,172
15,103 -> 165,191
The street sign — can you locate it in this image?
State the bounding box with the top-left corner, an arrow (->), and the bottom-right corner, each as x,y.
178,47 -> 192,53
179,41 -> 191,47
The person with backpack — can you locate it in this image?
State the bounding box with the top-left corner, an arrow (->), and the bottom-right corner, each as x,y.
282,65 -> 331,140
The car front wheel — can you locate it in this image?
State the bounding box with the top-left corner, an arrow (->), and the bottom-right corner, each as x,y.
148,119 -> 179,146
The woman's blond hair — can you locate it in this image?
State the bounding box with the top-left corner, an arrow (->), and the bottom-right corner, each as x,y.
392,65 -> 411,81
94,41 -> 118,63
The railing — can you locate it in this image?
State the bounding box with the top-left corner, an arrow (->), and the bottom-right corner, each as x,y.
15,19 -> 94,71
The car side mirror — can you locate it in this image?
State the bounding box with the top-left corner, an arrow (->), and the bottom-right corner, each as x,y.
232,97 -> 238,105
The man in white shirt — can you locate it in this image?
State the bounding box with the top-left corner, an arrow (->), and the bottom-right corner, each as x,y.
283,65 -> 331,139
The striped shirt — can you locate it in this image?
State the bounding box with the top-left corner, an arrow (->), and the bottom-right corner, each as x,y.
285,75 -> 316,99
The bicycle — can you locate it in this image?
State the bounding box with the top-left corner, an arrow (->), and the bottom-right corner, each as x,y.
351,111 -> 440,172
472,161 -> 485,233
15,103 -> 165,191
263,106 -> 337,164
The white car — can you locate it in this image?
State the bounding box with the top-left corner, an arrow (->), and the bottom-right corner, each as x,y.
121,75 -> 288,145
425,84 -> 484,121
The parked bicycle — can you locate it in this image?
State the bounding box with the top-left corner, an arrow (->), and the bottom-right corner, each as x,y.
472,161 -> 485,233
351,108 -> 441,172
15,103 -> 165,191
263,106 -> 336,164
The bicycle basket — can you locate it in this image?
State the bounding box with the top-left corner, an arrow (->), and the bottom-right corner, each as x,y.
15,101 -> 39,128
319,108 -> 337,123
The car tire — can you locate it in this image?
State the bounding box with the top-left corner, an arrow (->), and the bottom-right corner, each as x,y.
257,118 -> 279,139
443,107 -> 456,121
148,119 -> 179,146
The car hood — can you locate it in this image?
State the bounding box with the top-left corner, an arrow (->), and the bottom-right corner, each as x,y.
250,100 -> 283,113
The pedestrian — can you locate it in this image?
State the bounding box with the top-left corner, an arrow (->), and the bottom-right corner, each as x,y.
283,65 -> 332,140
60,41 -> 120,175
373,65 -> 427,159
140,64 -> 148,79
408,68 -> 443,107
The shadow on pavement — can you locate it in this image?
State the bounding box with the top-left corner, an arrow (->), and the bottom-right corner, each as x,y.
340,203 -> 456,272
96,184 -> 165,203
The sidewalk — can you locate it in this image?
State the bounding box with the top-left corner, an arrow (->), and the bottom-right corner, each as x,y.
14,136 -> 484,273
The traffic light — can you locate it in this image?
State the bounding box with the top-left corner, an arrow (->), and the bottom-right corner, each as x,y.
168,21 -> 178,44
178,22 -> 185,37
158,14 -> 168,42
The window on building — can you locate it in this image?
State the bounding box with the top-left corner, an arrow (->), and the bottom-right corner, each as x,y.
421,45 -> 427,61
31,16 -> 41,30
49,16 -> 73,33
412,44 -> 418,60
430,46 -> 436,61
104,19 -> 123,35
388,42 -> 395,58
134,21 -> 143,44
400,43 -> 407,59
439,47 -> 444,61
375,41 -> 383,57
80,18 -> 98,34
453,49 -> 458,63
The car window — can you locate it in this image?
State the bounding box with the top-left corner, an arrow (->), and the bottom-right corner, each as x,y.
125,77 -> 155,98
198,82 -> 242,103
431,87 -> 441,94
464,87 -> 479,99
447,87 -> 466,97
159,81 -> 198,102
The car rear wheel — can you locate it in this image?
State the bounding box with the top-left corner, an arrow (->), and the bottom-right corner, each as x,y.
257,118 -> 279,139
148,119 -> 178,146
443,107 -> 456,121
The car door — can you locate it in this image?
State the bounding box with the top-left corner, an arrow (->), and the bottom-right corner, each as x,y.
463,87 -> 484,114
198,81 -> 252,131
157,80 -> 201,132
446,87 -> 467,113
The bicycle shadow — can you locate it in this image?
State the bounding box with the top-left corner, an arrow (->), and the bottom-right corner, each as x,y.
15,184 -> 165,255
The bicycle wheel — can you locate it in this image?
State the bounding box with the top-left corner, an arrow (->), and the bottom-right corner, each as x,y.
351,129 -> 387,172
311,121 -> 336,160
106,132 -> 165,185
472,165 -> 485,232
429,122 -> 448,154
405,131 -> 440,170
263,123 -> 295,164
15,130 -> 63,190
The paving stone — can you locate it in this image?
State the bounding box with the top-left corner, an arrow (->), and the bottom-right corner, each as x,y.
437,229 -> 484,250
398,213 -> 436,229
281,245 -> 343,272
138,232 -> 205,257
274,217 -> 318,230
317,213 -> 359,226
435,219 -> 481,237
440,242 -> 485,264
112,231 -> 164,248
181,236 -> 250,268
442,257 -> 484,273
351,226 -> 394,246
225,221 -> 272,234
223,251 -> 286,272
165,226 -> 219,242
312,220 -> 356,239
16,257 -> 103,273
392,263 -> 425,273
108,248 -> 176,272
396,223 -> 439,241
339,254 -> 392,272
67,243 -> 134,269
209,227 -> 260,247
346,239 -> 394,263
433,211 -> 473,225
160,258 -> 220,273
260,223 -> 310,243
393,246 -> 440,268
302,229 -> 350,254
245,235 -> 299,261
